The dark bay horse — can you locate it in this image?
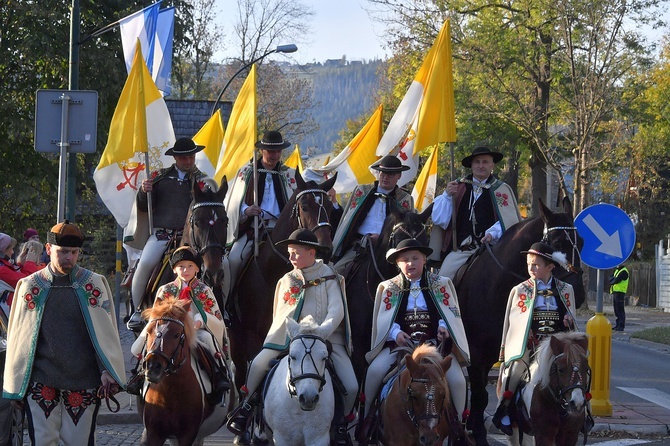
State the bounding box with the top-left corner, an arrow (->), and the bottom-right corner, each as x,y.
345,207 -> 432,382
139,297 -> 233,446
526,332 -> 590,446
228,171 -> 338,388
379,344 -> 453,446
457,197 -> 585,446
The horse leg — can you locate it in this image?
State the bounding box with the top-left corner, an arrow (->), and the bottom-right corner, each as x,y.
467,364 -> 491,446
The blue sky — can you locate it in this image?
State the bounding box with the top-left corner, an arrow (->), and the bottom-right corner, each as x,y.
215,0 -> 389,63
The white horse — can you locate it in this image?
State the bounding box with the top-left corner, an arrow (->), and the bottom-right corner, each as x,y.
263,315 -> 335,446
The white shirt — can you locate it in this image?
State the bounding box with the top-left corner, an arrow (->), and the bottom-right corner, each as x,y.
387,279 -> 447,342
240,172 -> 281,220
534,278 -> 558,311
357,186 -> 392,236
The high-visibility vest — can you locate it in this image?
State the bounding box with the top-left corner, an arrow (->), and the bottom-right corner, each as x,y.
611,266 -> 629,293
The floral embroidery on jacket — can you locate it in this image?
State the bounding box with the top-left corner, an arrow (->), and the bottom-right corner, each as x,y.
24,286 -> 39,311
282,274 -> 304,306
83,282 -> 103,308
495,191 -> 509,207
517,293 -> 531,313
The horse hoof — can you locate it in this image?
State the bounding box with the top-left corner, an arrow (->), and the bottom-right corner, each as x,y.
233,431 -> 251,445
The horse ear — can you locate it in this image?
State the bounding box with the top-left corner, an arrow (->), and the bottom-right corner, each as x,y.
320,173 -> 337,192
418,202 -> 433,224
405,353 -> 418,375
538,197 -> 553,223
549,334 -> 564,354
295,170 -> 306,189
440,355 -> 453,373
216,177 -> 228,202
562,196 -> 573,219
286,317 -> 300,339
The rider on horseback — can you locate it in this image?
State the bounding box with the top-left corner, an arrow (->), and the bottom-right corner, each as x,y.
227,229 -> 358,445
429,144 -> 521,279
359,238 -> 471,443
331,156 -> 414,275
125,138 -> 207,326
492,242 -> 577,436
225,130 -> 296,299
130,246 -> 230,398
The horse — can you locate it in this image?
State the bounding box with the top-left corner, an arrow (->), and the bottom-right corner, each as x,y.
456,197 -> 585,446
519,331 -> 591,446
138,297 -> 234,446
379,343 -> 453,446
345,207 -> 432,382
263,315 -> 335,446
228,171 -> 338,389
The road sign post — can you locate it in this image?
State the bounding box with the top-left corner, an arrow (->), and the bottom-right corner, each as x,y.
575,203 -> 636,417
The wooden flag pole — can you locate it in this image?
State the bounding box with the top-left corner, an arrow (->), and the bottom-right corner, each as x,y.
144,152 -> 154,236
450,142 -> 457,250
253,148 -> 259,257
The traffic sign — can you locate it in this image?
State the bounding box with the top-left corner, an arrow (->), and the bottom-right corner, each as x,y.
574,203 -> 636,269
34,89 -> 98,153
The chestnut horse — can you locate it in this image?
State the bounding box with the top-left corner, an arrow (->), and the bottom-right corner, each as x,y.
345,207 -> 432,382
379,344 -> 453,446
457,198 -> 586,446
139,297 -> 234,446
524,332 -> 591,446
227,172 -> 338,389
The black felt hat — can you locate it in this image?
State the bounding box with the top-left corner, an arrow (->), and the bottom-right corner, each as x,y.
275,228 -> 325,252
255,130 -> 291,150
170,246 -> 202,270
521,242 -> 563,267
165,137 -> 205,156
370,155 -> 411,173
461,145 -> 504,168
386,238 -> 433,264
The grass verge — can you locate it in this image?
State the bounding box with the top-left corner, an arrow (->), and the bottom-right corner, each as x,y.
631,326 -> 670,346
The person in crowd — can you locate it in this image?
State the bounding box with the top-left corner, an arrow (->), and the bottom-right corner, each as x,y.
125,137 -> 207,326
610,263 -> 630,331
225,130 -> 296,292
492,242 -> 576,435
430,145 -> 521,279
0,233 -> 28,305
15,240 -> 46,274
360,238 -> 470,441
2,220 -> 125,445
227,229 -> 357,445
23,228 -> 40,243
130,246 -> 229,395
332,155 -> 414,274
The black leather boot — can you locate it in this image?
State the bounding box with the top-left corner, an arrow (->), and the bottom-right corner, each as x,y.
492,397 -> 514,436
227,400 -> 254,435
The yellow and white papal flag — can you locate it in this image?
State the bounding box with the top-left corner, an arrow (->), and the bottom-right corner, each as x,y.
411,146 -> 438,212
93,42 -> 175,227
375,19 -> 456,187
193,109 -> 225,178
303,104 -> 383,193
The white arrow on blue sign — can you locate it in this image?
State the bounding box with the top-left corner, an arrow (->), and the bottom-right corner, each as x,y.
574,203 -> 636,269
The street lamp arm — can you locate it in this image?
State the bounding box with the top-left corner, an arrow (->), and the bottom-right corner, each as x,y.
210,44 -> 298,116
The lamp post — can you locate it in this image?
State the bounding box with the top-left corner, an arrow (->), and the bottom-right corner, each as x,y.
210,44 -> 298,116
275,118 -> 303,133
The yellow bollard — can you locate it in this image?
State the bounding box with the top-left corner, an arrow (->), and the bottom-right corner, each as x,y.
586,312 -> 613,416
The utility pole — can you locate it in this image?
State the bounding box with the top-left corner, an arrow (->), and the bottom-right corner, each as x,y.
66,0 -> 80,221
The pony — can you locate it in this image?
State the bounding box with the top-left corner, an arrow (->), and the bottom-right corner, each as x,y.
345,207 -> 432,382
228,171 -> 338,389
138,297 -> 234,446
457,197 -> 585,446
519,332 -> 591,446
263,315 -> 334,446
379,343 -> 453,446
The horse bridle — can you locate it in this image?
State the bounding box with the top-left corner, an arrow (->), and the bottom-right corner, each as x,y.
542,224 -> 583,279
189,201 -> 227,257
287,334 -> 328,397
549,351 -> 592,413
402,376 -> 444,429
292,189 -> 332,235
145,316 -> 188,376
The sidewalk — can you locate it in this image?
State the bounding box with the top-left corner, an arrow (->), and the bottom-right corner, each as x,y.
100,302 -> 670,437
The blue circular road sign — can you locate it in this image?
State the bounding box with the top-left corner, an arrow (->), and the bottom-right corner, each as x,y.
574,203 -> 636,269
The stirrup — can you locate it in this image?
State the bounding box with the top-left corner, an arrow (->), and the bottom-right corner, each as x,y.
126,309 -> 145,332
226,401 -> 254,435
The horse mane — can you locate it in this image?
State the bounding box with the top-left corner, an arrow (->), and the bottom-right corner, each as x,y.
143,297 -> 198,350
410,344 -> 448,384
530,332 -> 589,389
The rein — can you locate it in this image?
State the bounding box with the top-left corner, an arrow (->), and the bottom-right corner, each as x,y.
287,334 -> 328,397
401,376 -> 444,430
145,316 -> 188,376
189,201 -> 227,257
548,351 -> 592,414
292,189 -> 332,233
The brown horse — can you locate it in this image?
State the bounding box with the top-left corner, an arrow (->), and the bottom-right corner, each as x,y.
139,298 -> 233,446
379,344 -> 453,446
525,331 -> 591,446
457,197 -> 586,446
227,171 -> 338,389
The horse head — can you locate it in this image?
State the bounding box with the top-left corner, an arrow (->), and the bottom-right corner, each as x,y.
142,297 -> 197,384
185,177 -> 229,288
291,171 -> 338,263
376,207 -> 432,277
285,315 -> 331,411
539,196 -> 586,308
398,343 -> 452,446
532,331 -> 591,415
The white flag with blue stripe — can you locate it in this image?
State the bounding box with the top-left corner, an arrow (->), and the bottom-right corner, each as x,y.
119,3 -> 160,79
152,7 -> 174,95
